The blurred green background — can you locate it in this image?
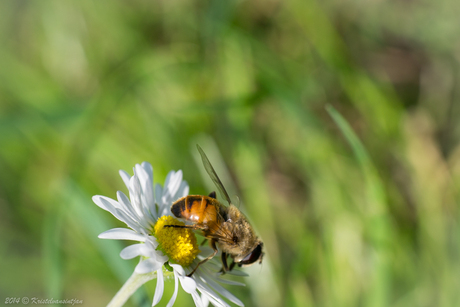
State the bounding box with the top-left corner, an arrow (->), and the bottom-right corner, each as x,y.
1,0 -> 460,306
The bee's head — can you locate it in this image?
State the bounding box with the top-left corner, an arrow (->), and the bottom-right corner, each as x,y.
238,242 -> 264,267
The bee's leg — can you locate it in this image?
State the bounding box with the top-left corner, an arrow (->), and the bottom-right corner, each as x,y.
219,252 -> 229,274
164,225 -> 193,229
200,238 -> 208,246
219,257 -> 237,274
164,224 -> 204,230
228,260 -> 236,271
187,239 -> 218,277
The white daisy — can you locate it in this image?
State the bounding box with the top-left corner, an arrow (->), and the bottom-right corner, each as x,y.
93,162 -> 244,307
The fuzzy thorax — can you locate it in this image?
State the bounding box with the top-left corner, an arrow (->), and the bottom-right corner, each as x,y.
153,216 -> 200,267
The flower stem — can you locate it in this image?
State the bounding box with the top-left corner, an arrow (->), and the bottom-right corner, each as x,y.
107,271 -> 157,307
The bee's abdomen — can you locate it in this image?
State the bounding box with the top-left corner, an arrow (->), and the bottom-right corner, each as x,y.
170,197 -> 188,219
171,195 -> 217,224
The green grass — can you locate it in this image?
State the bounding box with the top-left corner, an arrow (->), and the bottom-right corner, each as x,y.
1,0 -> 460,306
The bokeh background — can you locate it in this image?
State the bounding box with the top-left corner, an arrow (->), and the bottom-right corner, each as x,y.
1,0 -> 460,306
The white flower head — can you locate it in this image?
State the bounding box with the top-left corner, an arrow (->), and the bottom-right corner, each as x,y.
93,162 -> 244,307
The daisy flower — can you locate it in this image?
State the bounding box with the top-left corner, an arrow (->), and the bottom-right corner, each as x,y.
93,162 -> 245,307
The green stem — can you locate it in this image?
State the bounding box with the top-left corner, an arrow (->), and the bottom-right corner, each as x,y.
107,270 -> 157,307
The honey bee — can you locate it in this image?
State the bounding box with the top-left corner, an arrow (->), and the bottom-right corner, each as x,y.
167,145 -> 264,277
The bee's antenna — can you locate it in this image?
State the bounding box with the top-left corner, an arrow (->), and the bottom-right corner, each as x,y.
259,254 -> 265,274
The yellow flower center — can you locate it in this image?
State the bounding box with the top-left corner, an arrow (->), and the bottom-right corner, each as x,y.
153,215 -> 200,267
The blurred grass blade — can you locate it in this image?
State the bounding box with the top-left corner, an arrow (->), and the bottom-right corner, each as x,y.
42,204 -> 64,303
326,105 -> 386,212
326,105 -> 391,307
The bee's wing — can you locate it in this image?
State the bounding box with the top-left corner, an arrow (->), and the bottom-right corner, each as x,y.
205,208 -> 235,243
197,145 -> 232,206
208,221 -> 235,245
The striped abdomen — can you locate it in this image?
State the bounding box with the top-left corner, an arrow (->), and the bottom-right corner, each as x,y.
171,195 -> 223,225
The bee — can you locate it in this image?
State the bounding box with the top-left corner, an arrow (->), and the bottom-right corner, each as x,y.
166,145 -> 264,277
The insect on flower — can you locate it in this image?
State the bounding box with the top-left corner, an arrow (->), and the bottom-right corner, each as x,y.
167,145 -> 264,277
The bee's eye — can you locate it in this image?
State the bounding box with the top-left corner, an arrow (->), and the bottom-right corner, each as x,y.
239,243 -> 263,265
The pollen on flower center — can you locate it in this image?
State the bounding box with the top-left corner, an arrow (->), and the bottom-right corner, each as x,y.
153,215 -> 200,267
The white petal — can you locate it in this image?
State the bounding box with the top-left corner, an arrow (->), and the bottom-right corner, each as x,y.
115,208 -> 142,232
134,163 -> 150,187
179,275 -> 197,294
177,181 -> 189,199
141,162 -> 153,178
206,295 -> 227,307
98,228 -> 146,241
158,205 -> 170,219
140,242 -> 158,259
92,195 -> 106,209
169,170 -> 183,196
161,172 -> 174,204
128,175 -> 153,229
144,235 -> 161,251
204,277 -> 244,306
170,264 -> 185,276
201,294 -> 209,307
129,175 -> 144,217
119,169 -> 131,190
163,171 -> 173,193
191,292 -> 204,307
152,268 -> 164,306
92,195 -> 120,212
195,279 -> 230,307
224,269 -> 249,277
120,244 -> 150,259
116,191 -> 138,220
138,163 -> 156,218
152,251 -> 169,263
165,171 -> 182,203
96,197 -> 135,229
155,184 -> 163,206
166,274 -> 179,307
135,258 -> 163,274
212,278 -> 245,287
